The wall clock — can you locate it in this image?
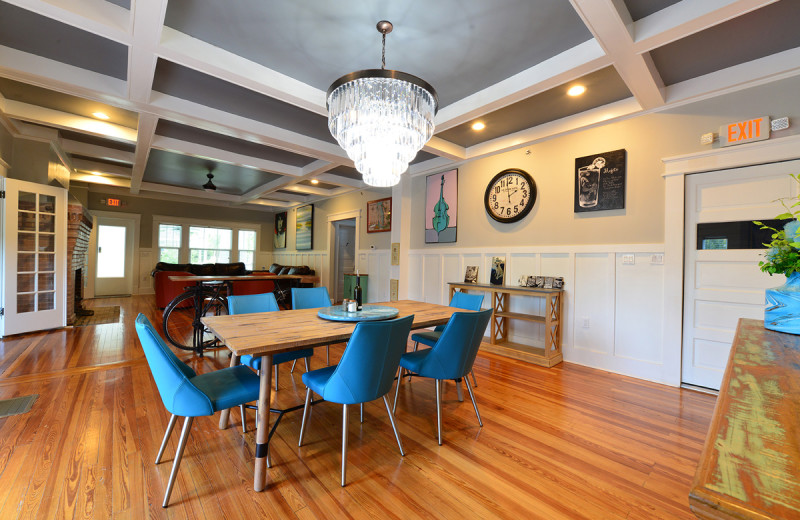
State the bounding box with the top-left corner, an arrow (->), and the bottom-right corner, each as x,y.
484,168 -> 537,223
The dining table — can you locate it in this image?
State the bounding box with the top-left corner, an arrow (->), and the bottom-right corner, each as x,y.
201,299 -> 463,491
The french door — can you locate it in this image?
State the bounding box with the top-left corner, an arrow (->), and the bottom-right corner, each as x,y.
1,178 -> 67,336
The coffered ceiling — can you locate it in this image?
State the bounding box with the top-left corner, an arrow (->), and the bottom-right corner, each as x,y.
0,0 -> 797,211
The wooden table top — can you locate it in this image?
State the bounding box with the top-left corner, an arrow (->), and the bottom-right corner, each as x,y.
689,318 -> 800,519
202,300 -> 461,357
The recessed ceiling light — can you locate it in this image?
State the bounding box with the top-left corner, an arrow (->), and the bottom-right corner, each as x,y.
310,179 -> 319,184
92,111 -> 110,120
567,85 -> 586,97
471,122 -> 486,131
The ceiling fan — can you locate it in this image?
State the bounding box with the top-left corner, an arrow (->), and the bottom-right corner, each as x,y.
202,165 -> 216,192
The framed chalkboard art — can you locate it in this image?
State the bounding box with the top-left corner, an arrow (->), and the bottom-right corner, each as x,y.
574,149 -> 626,212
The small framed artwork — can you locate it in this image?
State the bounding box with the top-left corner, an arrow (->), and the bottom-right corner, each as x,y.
464,266 -> 478,284
391,243 -> 400,265
425,169 -> 457,243
490,257 -> 505,286
296,204 -> 313,250
390,279 -> 399,302
574,148 -> 626,212
367,197 -> 392,233
274,211 -> 287,249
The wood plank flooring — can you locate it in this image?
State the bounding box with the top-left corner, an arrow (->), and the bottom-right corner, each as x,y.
0,295 -> 716,519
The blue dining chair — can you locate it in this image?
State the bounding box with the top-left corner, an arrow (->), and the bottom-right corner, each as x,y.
297,315 -> 414,486
291,287 -> 333,365
135,314 -> 260,508
410,291 -> 484,391
393,308 -> 492,445
228,292 -> 314,432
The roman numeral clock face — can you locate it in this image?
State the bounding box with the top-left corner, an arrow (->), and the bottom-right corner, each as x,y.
484,168 -> 537,223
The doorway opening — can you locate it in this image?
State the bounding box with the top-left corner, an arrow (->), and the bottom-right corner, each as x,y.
333,219 -> 356,303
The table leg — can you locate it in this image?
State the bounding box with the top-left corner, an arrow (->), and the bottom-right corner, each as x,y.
254,354 -> 273,491
218,354 -> 240,429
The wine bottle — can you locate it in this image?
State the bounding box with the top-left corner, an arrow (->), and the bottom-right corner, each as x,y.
354,271 -> 363,311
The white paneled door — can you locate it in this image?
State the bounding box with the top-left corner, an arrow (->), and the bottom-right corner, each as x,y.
683,160 -> 800,389
94,216 -> 135,296
1,178 -> 67,336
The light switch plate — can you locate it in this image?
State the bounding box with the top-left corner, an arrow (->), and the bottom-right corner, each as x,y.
622,254 -> 635,265
650,254 -> 664,265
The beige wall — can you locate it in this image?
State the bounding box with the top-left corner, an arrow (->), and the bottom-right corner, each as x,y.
0,122 -> 12,166
9,139 -> 50,185
84,189 -> 274,250
411,74 -> 800,249
281,187 -> 393,252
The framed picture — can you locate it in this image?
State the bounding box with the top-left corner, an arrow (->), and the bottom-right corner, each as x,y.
425,169 -> 457,243
390,279 -> 399,302
367,197 -> 392,233
295,204 -> 313,250
274,211 -> 287,249
574,149 -> 626,212
490,257 -> 505,286
464,266 -> 478,284
391,243 -> 400,266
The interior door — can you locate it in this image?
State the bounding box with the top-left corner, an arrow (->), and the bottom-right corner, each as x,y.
94,216 -> 135,296
2,178 -> 67,336
682,160 -> 800,389
334,220 -> 356,302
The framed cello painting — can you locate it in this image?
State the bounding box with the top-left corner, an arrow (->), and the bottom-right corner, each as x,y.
367,197 -> 391,233
425,169 -> 457,243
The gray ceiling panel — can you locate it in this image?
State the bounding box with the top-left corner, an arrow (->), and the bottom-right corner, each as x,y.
143,149 -> 283,195
411,151 -> 438,164
0,77 -> 139,128
326,166 -> 362,180
163,0 -> 592,108
105,0 -> 130,9
437,67 -> 631,147
623,0 -> 681,21
298,180 -> 338,190
152,59 -> 335,144
0,3 -> 128,80
155,120 -> 316,168
651,1 -> 800,86
71,154 -> 132,167
59,130 -> 137,152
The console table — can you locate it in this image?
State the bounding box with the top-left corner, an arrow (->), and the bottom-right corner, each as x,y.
689,318 -> 800,519
448,282 -> 563,367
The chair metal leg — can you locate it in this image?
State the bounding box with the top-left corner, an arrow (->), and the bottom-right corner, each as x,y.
470,369 -> 478,387
392,367 -> 403,414
155,414 -> 178,464
383,395 -> 405,456
455,378 -> 464,402
360,403 -> 364,423
435,379 -> 443,446
304,357 -> 310,372
326,345 -> 330,366
464,375 -> 483,427
162,416 -> 193,508
298,387 -> 312,447
341,403 -> 349,487
290,359 -> 297,373
240,404 -> 247,433
274,364 -> 279,391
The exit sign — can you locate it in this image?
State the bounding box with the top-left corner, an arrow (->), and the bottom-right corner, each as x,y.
101,198 -> 125,207
720,116 -> 770,147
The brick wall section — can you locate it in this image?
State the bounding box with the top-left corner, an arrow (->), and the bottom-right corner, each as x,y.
67,203 -> 93,325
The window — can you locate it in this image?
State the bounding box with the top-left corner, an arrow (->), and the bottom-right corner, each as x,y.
158,224 -> 181,263
189,226 -> 232,264
238,229 -> 257,270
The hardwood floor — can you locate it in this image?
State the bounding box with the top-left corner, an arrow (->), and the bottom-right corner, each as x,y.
0,295 -> 716,519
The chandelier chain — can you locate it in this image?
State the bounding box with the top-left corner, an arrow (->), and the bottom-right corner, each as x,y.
381,33 -> 386,69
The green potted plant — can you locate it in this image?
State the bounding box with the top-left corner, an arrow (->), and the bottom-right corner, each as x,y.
755,173 -> 800,334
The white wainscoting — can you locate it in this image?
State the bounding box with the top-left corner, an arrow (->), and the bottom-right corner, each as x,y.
408,244 -> 671,385
137,248 -> 154,294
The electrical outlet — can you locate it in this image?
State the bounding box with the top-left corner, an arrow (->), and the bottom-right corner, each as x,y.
622,254 -> 635,265
650,254 -> 664,265
582,317 -> 590,328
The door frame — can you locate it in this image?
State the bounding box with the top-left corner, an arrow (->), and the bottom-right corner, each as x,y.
87,211 -> 140,298
332,219 -> 356,302
326,209 -> 361,293
663,133 -> 800,386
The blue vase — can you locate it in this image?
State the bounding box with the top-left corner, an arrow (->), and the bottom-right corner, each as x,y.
764,271 -> 800,334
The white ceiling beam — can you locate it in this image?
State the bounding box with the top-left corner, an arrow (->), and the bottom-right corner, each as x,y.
158,27 -> 328,116
435,40 -> 610,132
71,172 -> 131,187
256,190 -> 310,203
570,0 -> 665,110
408,156 -> 462,178
129,113 -> 158,194
282,184 -> 340,197
316,173 -> 366,189
5,0 -> 130,44
127,0 -> 167,103
244,199 -> 296,209
3,99 -> 137,141
424,136 -> 466,161
148,92 -> 348,163
151,135 -> 303,177
632,0 -> 778,53
71,158 -> 131,177
60,139 -> 134,164
302,160 -> 338,177
238,177 -> 297,204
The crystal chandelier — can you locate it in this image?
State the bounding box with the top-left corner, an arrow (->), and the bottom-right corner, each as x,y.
327,21 -> 438,187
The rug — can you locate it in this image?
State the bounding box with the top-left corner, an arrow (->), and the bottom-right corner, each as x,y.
0,394 -> 38,418
74,306 -> 121,326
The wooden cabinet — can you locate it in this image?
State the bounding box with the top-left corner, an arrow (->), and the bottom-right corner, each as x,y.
448,282 -> 563,368
343,273 -> 367,303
